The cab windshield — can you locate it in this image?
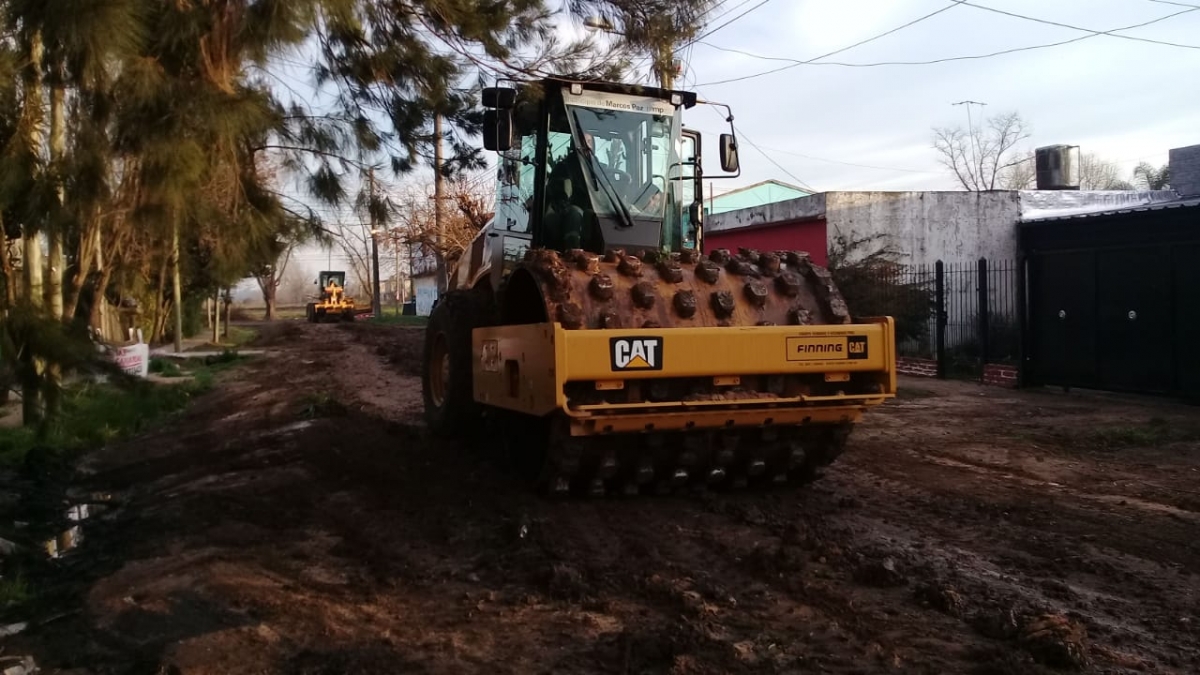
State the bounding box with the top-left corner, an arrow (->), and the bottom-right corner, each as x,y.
564,104 -> 677,220
540,87 -> 684,252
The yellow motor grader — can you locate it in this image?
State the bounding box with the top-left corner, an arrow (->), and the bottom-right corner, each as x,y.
422,77 -> 897,497
306,270 -> 360,322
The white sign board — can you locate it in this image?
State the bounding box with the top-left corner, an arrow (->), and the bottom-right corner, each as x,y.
112,342 -> 150,378
414,277 -> 439,317
562,87 -> 677,116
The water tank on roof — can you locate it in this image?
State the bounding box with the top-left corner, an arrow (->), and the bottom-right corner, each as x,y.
1035,145 -> 1080,190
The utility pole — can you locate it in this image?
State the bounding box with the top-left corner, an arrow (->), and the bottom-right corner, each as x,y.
433,114 -> 447,296
394,235 -> 401,315
171,219 -> 183,353
953,100 -> 987,187
655,40 -> 677,89
369,167 -> 382,316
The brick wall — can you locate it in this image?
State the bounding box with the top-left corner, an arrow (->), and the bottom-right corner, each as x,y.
897,357 -> 938,378
1169,144 -> 1200,197
982,363 -> 1018,388
897,358 -> 1019,388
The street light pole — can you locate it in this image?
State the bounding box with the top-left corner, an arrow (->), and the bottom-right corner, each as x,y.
433,114 -> 447,297
368,167 -> 382,316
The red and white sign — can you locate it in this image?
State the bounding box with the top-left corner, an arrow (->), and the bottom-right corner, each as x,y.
111,343 -> 149,378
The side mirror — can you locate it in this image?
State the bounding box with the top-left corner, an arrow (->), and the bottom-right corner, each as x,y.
482,87 -> 516,109
483,109 -> 513,152
719,133 -> 739,173
688,201 -> 703,226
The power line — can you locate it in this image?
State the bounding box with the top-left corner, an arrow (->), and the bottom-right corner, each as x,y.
737,131 -> 818,193
955,0 -> 1200,49
623,0 -> 753,84
697,90 -> 821,190
686,0 -> 777,47
698,1 -> 964,85
753,146 -> 933,174
697,0 -> 738,22
697,7 -> 1196,78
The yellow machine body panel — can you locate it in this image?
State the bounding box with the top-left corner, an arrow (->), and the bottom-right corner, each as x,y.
473,318 -> 896,436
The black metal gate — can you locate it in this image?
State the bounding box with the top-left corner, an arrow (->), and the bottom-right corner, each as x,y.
1021,202 -> 1200,398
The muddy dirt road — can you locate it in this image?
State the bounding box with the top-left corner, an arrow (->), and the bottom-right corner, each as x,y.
9,321 -> 1200,674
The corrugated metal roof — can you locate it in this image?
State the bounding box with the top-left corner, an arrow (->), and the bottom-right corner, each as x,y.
1020,196 -> 1200,223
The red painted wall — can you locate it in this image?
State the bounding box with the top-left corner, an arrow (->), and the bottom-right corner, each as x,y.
703,218 -> 828,267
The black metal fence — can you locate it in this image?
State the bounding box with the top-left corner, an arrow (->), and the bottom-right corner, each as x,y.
837,258 -> 1022,379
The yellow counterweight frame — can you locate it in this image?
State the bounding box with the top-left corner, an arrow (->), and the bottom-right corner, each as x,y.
473,319 -> 897,436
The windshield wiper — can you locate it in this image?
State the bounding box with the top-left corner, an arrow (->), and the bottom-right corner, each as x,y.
569,111 -> 637,230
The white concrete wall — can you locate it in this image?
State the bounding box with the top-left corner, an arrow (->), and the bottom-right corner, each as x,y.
413,276 -> 439,316
706,193 -> 827,234
826,191 -> 1022,267
709,189 -> 1183,267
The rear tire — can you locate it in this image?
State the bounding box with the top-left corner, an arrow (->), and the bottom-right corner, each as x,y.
421,288 -> 496,438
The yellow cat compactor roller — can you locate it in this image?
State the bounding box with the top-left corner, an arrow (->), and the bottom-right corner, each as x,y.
422,77 -> 897,496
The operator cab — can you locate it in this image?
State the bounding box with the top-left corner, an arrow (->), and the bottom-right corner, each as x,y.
482,78 -> 739,275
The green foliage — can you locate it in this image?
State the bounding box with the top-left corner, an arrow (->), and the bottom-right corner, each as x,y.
0,303 -> 126,425
0,0 -> 717,364
225,326 -> 259,346
0,356 -> 247,468
945,312 -> 1021,366
203,349 -> 244,366
827,234 -> 935,346
148,357 -> 183,377
1042,419 -> 1200,452
0,574 -> 30,609
181,294 -> 204,339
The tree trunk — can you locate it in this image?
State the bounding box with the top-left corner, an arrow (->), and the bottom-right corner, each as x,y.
20,348 -> 40,428
45,77 -> 66,417
172,220 -> 184,352
23,32 -> 45,309
20,32 -> 46,427
48,80 -> 65,319
0,234 -> 15,310
264,279 -> 276,321
223,290 -> 231,339
87,223 -> 108,333
152,254 -> 169,343
212,291 -> 220,344
24,236 -> 44,310
63,214 -> 99,322
89,266 -> 113,336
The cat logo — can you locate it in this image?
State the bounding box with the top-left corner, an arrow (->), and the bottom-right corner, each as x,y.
847,335 -> 868,358
610,337 -> 663,371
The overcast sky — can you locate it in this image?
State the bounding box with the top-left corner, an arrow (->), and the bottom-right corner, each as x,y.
249,0 -> 1200,299
663,0 -> 1200,192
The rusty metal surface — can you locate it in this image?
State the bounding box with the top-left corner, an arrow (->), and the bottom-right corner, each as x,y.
515,247 -> 852,330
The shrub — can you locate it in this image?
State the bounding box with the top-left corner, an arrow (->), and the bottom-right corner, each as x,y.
827,234 -> 935,345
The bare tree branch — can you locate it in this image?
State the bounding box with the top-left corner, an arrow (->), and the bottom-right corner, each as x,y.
932,111 -> 1030,191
